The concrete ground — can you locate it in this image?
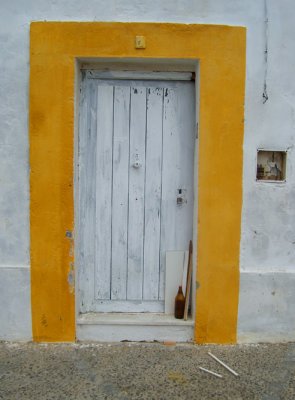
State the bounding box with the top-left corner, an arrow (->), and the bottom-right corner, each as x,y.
0,342 -> 294,399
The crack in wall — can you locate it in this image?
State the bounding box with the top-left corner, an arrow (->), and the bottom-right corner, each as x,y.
262,0 -> 269,103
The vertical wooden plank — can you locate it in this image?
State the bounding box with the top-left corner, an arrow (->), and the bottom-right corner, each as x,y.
111,86 -> 130,300
173,83 -> 195,255
159,87 -> 177,301
127,86 -> 146,300
143,87 -> 163,300
159,83 -> 195,300
78,78 -> 97,311
78,76 -> 90,312
94,84 -> 114,300
184,240 -> 193,320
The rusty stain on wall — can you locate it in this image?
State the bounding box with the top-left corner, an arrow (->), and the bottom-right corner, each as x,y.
262,0 -> 269,103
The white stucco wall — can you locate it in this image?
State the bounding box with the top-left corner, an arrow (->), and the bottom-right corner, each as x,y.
0,0 -> 294,341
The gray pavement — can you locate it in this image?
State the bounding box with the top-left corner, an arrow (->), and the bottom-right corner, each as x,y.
0,341 -> 295,399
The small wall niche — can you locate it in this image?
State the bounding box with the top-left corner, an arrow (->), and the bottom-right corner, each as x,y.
256,150 -> 287,182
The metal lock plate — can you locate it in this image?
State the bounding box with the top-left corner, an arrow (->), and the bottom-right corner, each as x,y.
176,188 -> 187,206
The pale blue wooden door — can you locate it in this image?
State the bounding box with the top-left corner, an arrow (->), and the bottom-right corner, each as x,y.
78,72 -> 195,313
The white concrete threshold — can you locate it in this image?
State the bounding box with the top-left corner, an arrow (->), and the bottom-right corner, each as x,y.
76,313 -> 194,342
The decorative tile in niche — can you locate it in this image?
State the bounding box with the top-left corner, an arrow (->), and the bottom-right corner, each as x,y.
256,150 -> 287,182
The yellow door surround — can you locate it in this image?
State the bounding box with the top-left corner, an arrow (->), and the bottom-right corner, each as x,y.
30,22 -> 246,343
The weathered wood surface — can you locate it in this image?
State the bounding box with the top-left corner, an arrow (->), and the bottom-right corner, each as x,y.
111,86 -> 130,300
95,85 -> 114,300
78,77 -> 195,313
143,87 -> 163,301
127,87 -> 146,300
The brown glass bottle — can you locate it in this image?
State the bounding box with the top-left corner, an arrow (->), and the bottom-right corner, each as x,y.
174,286 -> 185,319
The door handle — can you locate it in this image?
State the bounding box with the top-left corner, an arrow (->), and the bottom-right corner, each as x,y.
132,161 -> 141,169
176,188 -> 187,206
132,154 -> 141,169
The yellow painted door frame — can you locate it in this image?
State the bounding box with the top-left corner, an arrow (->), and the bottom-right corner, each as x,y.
30,22 -> 246,343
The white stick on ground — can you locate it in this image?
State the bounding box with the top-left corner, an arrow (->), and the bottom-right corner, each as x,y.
208,352 -> 239,377
199,367 -> 223,378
